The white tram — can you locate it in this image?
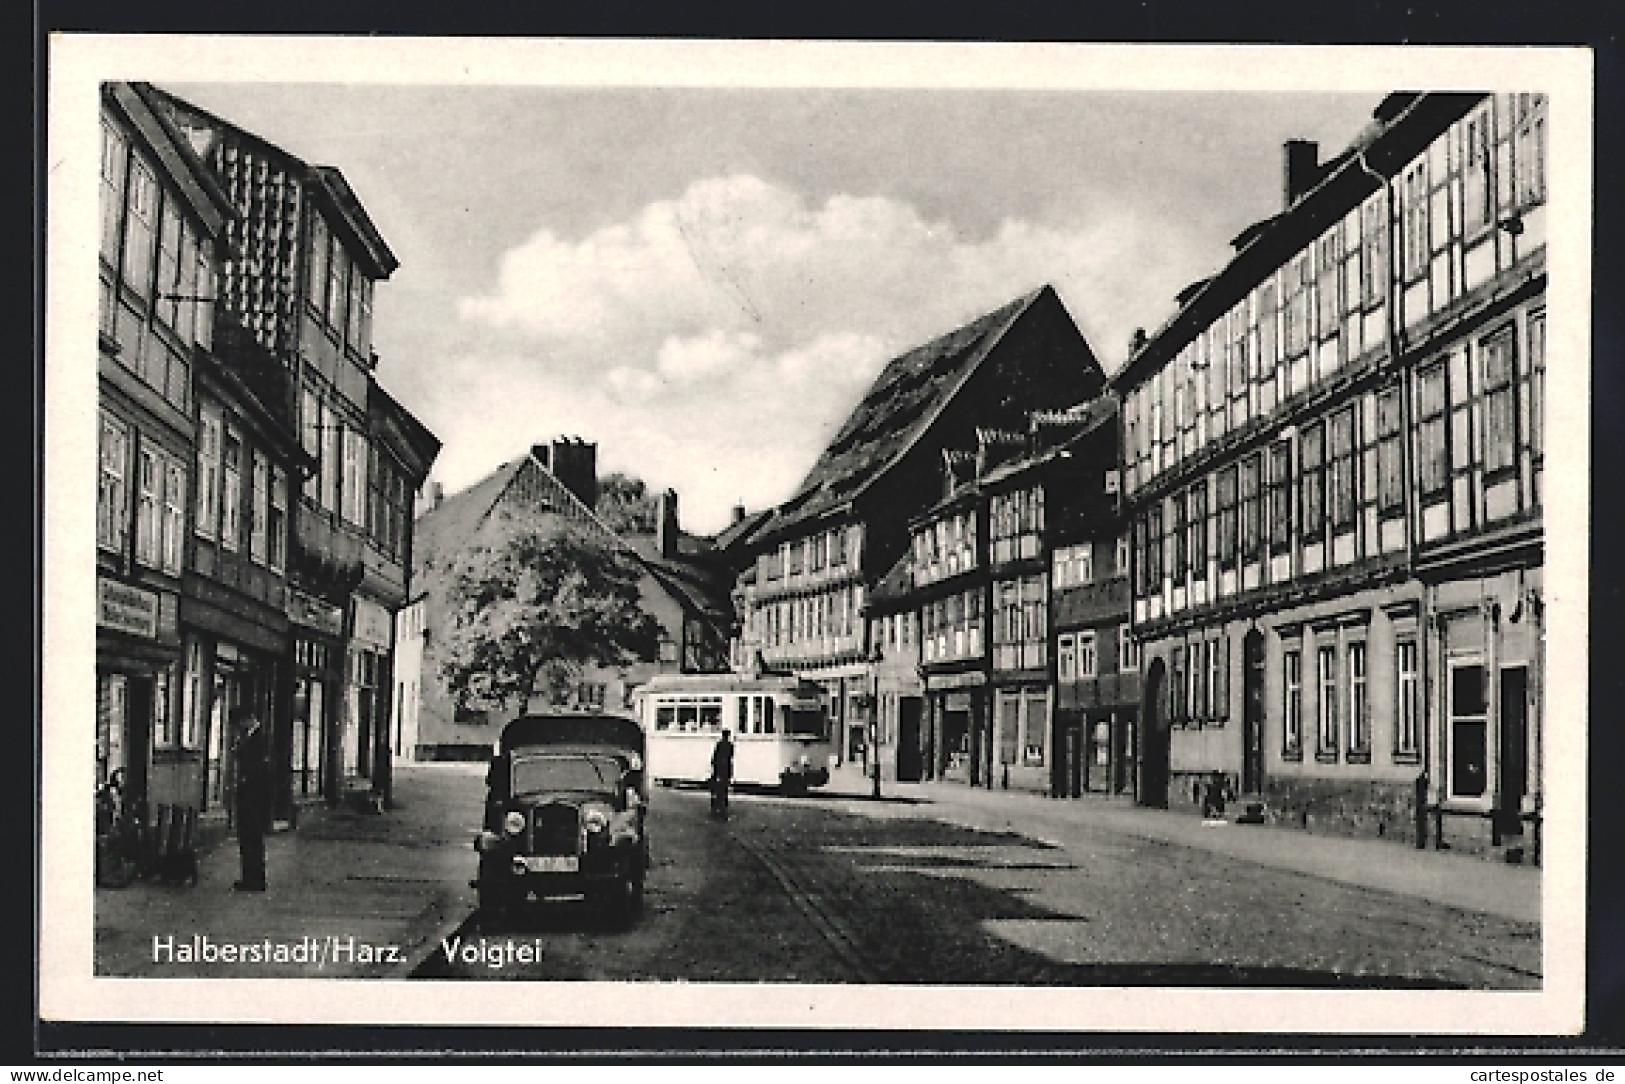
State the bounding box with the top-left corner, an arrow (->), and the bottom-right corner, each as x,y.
634,672 -> 835,794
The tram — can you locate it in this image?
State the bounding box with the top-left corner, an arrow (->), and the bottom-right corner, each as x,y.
633,671 -> 835,794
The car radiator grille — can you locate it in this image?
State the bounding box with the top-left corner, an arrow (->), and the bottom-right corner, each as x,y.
530,804 -> 580,856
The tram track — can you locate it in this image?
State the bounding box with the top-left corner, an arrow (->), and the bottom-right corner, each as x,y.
730,829 -> 882,984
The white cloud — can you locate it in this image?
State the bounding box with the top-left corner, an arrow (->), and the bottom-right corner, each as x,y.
445,173 -> 1206,533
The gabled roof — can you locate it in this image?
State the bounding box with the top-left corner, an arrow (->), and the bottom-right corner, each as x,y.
979,394 -> 1118,493
712,507 -> 774,554
768,286 -> 1052,538
866,549 -> 916,612
410,458 -> 527,577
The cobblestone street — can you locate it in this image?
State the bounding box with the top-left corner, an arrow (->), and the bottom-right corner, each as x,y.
413,781 -> 1542,987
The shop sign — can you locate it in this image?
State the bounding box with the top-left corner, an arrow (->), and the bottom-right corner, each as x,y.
97,577 -> 158,639
351,597 -> 393,649
287,589 -> 344,638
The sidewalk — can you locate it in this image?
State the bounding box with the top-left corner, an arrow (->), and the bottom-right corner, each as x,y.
825,774 -> 1542,925
93,763 -> 485,978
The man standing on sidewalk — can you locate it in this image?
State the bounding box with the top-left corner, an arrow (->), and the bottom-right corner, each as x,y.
231,706 -> 271,892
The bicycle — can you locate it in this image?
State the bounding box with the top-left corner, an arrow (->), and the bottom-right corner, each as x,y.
95,769 -> 151,889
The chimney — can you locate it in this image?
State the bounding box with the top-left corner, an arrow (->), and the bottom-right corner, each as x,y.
1283,139 -> 1320,209
657,489 -> 680,558
538,437 -> 598,510
731,504 -> 746,525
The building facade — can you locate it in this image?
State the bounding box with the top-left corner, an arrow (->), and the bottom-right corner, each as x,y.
97,82 -> 235,818
730,286 -> 1107,777
149,87 -> 440,814
1115,92 -> 1546,858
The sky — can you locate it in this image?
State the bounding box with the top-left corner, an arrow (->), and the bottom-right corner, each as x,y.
161,79 -> 1378,535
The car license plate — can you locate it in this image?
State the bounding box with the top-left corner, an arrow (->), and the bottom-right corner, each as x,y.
523,855 -> 578,873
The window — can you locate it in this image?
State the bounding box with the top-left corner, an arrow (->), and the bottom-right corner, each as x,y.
193,244 -> 214,350
156,199 -> 182,331
1077,631 -> 1097,678
1116,533 -> 1130,577
342,428 -> 367,526
1530,311 -> 1546,462
1259,282 -> 1279,389
100,120 -> 127,266
1240,453 -> 1262,558
326,237 -> 347,331
1315,229 -> 1343,341
1464,106 -> 1495,237
182,639 -> 203,749
1268,440 -> 1292,553
1329,407 -> 1357,532
308,215 -> 329,316
301,384 -> 322,502
1215,466 -> 1238,568
1360,197 -> 1386,307
135,447 -> 162,568
1396,640 -> 1420,758
1317,645 -> 1338,757
1170,490 -> 1187,583
269,466 -> 288,573
249,450 -> 269,563
152,666 -> 175,748
1057,634 -> 1076,681
1376,386 -> 1404,514
1188,483 -> 1207,576
1147,503 -> 1163,591
1283,648 -> 1303,756
175,227 -> 198,344
1284,254 -> 1310,358
220,427 -> 242,551
346,267 -> 365,350
1300,422 -> 1325,542
98,414 -> 130,553
1347,641 -> 1369,756
1514,94 -> 1547,208
1024,693 -> 1049,767
1053,543 -> 1093,588
162,460 -> 185,574
1482,326 -> 1518,475
321,408 -> 342,514
1418,362 -> 1449,498
1449,663 -> 1488,798
1402,159 -> 1430,281
124,157 -> 159,298
1119,627 -> 1139,672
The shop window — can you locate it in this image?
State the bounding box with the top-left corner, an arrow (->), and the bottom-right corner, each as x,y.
1282,648 -> 1303,757
1449,662 -> 1488,798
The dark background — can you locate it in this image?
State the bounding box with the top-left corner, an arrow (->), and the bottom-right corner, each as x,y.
28,0 -> 1625,1062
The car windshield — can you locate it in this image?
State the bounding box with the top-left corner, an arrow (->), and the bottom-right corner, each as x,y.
509,754 -> 619,796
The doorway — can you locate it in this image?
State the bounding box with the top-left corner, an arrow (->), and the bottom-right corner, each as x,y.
1139,659 -> 1169,808
1242,629 -> 1265,794
896,697 -> 924,782
1498,666 -> 1529,838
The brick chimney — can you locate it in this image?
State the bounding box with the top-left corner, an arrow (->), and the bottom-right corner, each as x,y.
1283,139 -> 1320,209
657,489 -> 680,558
731,504 -> 746,525
534,437 -> 598,510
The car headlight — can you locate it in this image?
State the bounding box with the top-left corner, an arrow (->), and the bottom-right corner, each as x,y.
475,830 -> 502,852
503,811 -> 526,836
582,803 -> 612,833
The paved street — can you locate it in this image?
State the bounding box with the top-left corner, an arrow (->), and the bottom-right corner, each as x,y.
412,775 -> 1542,987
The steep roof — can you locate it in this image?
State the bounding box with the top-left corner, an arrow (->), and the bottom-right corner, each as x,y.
410,458 -> 526,577
978,395 -> 1119,493
712,507 -> 774,554
769,286 -> 1051,537
866,549 -> 916,613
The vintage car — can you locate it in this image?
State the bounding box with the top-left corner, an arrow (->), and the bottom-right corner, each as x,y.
473,713 -> 648,925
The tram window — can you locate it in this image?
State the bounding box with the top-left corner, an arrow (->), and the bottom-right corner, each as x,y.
762,697 -> 776,734
736,696 -> 750,733
699,701 -> 722,731
678,703 -> 700,731
655,705 -> 675,731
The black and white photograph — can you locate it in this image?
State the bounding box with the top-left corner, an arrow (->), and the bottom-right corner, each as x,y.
41,36 -> 1591,1036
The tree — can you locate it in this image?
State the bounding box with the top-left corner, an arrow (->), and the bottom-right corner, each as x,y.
437,520 -> 662,713
594,472 -> 661,535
